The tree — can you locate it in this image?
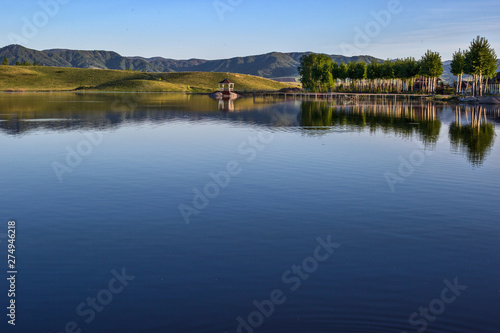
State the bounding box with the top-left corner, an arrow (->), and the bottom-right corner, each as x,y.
298,53 -> 334,92
22,61 -> 30,66
331,62 -> 339,90
419,50 -> 443,93
298,54 -> 316,91
381,61 -> 394,92
464,36 -> 498,96
367,61 -> 381,92
15,61 -> 20,66
2,57 -> 8,66
312,54 -> 334,92
353,62 -> 367,90
403,57 -> 420,92
450,50 -> 465,95
338,62 -> 348,88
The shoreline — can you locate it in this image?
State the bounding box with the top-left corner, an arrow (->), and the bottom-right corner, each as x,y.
1,89 -> 497,104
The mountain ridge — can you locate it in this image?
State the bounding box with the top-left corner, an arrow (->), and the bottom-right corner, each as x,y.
3,44 -> 496,82
0,45 -> 382,79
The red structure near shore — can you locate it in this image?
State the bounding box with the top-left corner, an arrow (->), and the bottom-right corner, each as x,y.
210,79 -> 241,100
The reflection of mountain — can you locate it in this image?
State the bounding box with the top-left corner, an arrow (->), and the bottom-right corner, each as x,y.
299,101 -> 442,147
0,93 -> 299,135
449,106 -> 496,166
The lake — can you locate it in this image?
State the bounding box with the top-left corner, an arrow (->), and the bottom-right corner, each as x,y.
0,92 -> 499,333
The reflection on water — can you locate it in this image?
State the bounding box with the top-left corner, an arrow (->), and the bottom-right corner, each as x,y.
449,105 -> 497,166
218,99 -> 235,112
0,92 -> 290,135
1,92 -> 500,333
0,92 -> 498,166
299,100 -> 441,148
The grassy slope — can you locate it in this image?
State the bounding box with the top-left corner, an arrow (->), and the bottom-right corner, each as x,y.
0,66 -> 291,92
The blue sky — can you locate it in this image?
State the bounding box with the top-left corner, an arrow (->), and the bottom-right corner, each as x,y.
1,0 -> 499,60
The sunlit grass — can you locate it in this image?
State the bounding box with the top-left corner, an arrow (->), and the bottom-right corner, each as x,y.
0,66 -> 291,92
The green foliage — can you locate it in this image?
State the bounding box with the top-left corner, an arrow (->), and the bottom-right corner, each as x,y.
346,62 -> 367,82
2,57 -> 8,66
450,50 -> 465,76
419,50 -> 443,78
393,59 -> 405,80
298,53 -> 334,92
338,62 -> 348,81
464,36 -> 498,78
15,61 -> 20,66
353,62 -> 367,81
381,61 -> 394,79
405,57 -> 420,79
367,61 -> 381,80
298,54 -> 315,90
331,63 -> 339,81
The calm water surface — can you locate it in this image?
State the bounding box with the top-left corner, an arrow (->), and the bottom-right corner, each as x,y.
0,93 -> 499,333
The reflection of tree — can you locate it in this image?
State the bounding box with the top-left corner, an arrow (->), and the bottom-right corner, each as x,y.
298,101 -> 441,147
449,106 -> 496,166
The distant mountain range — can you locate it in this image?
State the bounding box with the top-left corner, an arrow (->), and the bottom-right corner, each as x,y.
1,45 -> 498,82
0,45 -> 380,79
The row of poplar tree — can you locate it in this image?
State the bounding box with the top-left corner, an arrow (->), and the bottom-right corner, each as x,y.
299,36 -> 497,96
450,36 -> 498,96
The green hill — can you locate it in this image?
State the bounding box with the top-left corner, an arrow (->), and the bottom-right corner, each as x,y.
0,45 -> 382,78
0,66 -> 292,92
